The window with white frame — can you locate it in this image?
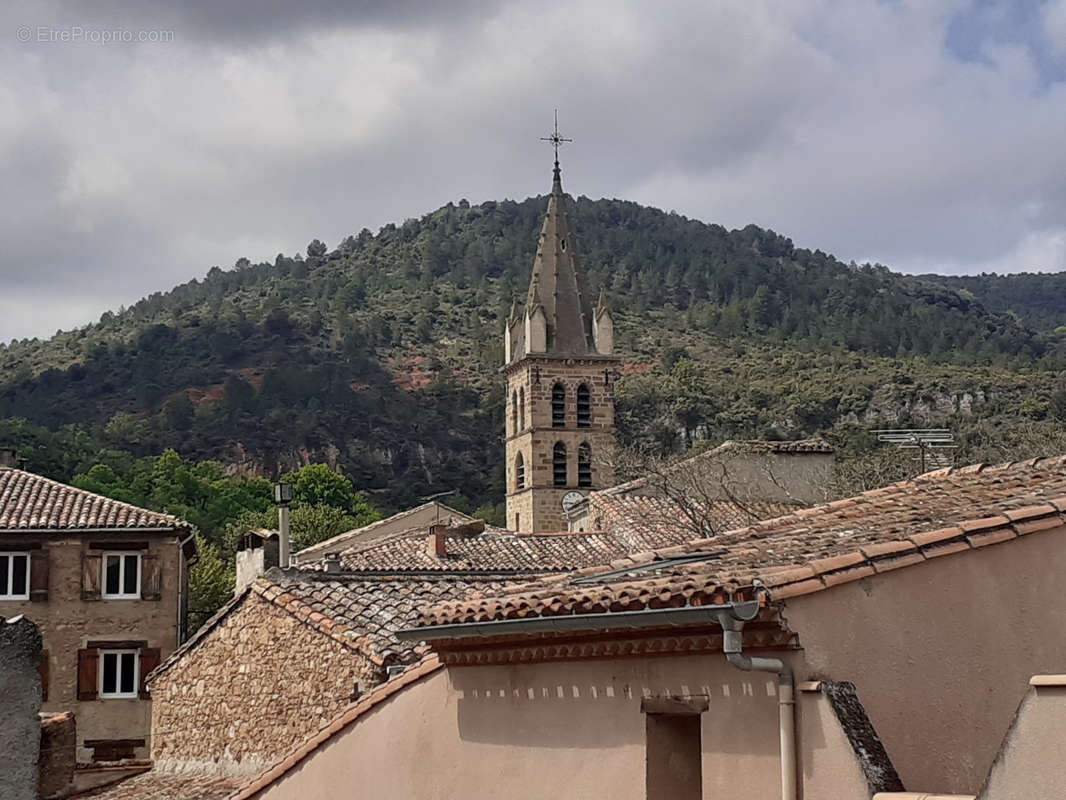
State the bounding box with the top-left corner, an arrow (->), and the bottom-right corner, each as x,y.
99,649 -> 139,699
102,553 -> 141,599
0,552 -> 29,600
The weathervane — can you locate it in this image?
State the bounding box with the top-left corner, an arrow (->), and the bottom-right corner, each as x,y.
540,109 -> 572,170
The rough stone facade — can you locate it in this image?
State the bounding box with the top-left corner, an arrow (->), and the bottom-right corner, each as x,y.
505,355 -> 620,532
0,615 -> 43,800
39,712 -> 76,799
0,533 -> 187,761
150,591 -> 375,777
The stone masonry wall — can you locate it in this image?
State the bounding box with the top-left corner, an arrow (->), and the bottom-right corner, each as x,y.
505,357 -> 619,532
0,615 -> 43,800
1,533 -> 183,761
150,593 -> 377,777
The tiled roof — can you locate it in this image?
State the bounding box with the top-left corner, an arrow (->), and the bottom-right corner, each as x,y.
335,526 -> 640,573
293,501 -> 475,563
0,467 -> 189,532
600,437 -> 833,497
69,771 -> 242,800
420,457 -> 1066,627
589,493 -> 800,551
253,573 -> 512,664
228,654 -> 444,800
151,571 -> 511,683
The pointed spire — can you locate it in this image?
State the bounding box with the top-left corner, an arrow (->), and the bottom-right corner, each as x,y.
595,287 -> 610,319
523,153 -> 594,355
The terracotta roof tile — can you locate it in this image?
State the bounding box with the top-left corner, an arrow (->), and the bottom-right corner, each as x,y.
418,458 -> 1066,627
0,467 -> 188,533
69,771 -> 242,799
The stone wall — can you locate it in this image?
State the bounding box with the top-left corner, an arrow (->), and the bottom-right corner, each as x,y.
150,592 -> 378,777
0,615 -> 43,800
505,356 -> 620,532
0,533 -> 185,761
38,712 -> 76,799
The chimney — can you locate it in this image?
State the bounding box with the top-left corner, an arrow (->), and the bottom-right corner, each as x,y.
429,524 -> 448,558
0,447 -> 17,468
324,553 -> 342,574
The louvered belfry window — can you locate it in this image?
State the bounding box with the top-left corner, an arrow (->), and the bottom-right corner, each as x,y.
552,383 -> 566,427
576,384 -> 591,427
553,442 -> 568,487
515,453 -> 525,490
578,442 -> 592,488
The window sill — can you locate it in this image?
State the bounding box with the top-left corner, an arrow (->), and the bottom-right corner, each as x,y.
0,596 -> 30,602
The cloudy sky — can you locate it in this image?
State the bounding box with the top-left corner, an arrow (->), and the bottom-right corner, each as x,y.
3,0 -> 1066,342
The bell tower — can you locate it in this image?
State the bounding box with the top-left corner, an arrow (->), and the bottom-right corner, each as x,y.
504,120 -> 620,532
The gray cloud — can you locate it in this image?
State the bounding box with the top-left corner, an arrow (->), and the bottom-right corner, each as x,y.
1,0 -> 1065,342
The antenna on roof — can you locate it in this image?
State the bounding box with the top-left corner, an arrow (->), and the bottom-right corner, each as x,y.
420,489 -> 459,525
872,428 -> 956,473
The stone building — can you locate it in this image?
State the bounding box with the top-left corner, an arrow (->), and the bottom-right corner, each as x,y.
225,456 -> 1066,800
0,614 -> 43,800
0,463 -> 197,761
503,155 -> 620,533
147,572 -> 510,778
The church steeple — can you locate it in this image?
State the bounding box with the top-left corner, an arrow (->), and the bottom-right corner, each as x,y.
524,159 -> 594,355
502,117 -> 621,533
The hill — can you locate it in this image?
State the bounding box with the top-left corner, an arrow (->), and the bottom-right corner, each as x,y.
2,195 -> 1066,516
920,272 -> 1066,333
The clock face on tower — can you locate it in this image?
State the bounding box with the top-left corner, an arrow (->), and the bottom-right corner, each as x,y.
561,491 -> 585,512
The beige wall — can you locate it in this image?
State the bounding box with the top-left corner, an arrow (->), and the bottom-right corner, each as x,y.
978,683 -> 1066,799
151,592 -> 378,777
248,652 -> 886,800
798,684 -> 886,799
0,532 -> 184,761
788,525 -> 1066,795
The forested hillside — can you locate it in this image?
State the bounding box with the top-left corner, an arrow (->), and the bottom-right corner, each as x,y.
2,194 -> 1066,518
923,272 -> 1066,333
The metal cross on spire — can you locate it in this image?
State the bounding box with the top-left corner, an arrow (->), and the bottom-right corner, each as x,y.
540,110 -> 572,170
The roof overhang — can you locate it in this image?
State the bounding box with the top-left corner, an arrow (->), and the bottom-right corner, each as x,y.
396,599 -> 762,642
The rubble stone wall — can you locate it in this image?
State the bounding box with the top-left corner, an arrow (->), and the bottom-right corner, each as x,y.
150,593 -> 378,777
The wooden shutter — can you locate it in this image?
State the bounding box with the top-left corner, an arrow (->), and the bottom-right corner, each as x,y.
38,650 -> 49,702
30,549 -> 49,602
77,648 -> 98,701
140,553 -> 161,601
138,647 -> 161,699
81,552 -> 102,600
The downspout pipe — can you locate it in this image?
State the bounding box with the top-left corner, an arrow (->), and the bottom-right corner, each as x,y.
714,604 -> 796,800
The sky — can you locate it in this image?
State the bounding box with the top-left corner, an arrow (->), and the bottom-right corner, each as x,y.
2,0 -> 1066,343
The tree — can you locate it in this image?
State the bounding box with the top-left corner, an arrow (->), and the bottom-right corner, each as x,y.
187,535 -> 235,631
222,502 -> 379,553
281,464 -> 377,518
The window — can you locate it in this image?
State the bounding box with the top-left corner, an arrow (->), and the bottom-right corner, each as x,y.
99,650 -> 139,699
551,383 -> 566,427
576,384 -> 591,427
515,452 -> 525,490
511,390 -> 517,434
0,552 -> 29,600
519,387 -> 525,430
102,553 -> 140,599
578,442 -> 592,488
553,442 -> 568,487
